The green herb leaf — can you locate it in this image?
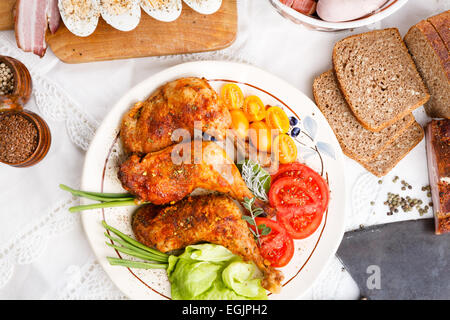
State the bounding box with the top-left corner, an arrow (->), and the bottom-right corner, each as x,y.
242,215 -> 256,226
260,227 -> 272,236
238,160 -> 271,201
253,208 -> 265,217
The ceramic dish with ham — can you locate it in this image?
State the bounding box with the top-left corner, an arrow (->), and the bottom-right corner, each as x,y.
272,0 -> 409,31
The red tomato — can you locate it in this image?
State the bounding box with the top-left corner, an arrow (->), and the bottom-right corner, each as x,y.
269,163 -> 330,239
271,162 -> 329,211
252,217 -> 294,268
277,203 -> 324,239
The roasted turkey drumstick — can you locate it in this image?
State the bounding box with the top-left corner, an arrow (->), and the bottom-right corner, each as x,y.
120,77 -> 232,154
132,194 -> 283,293
118,141 -> 275,215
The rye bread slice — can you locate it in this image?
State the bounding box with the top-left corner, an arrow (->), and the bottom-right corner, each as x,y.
333,28 -> 430,132
427,10 -> 450,52
360,122 -> 424,177
405,18 -> 450,119
313,70 -> 415,162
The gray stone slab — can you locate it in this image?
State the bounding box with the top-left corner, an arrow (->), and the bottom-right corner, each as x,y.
336,218 -> 450,300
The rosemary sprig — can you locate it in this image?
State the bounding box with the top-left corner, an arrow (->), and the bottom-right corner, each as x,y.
242,197 -> 271,246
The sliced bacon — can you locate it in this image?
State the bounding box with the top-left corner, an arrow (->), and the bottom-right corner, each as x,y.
47,0 -> 61,34
14,0 -> 61,58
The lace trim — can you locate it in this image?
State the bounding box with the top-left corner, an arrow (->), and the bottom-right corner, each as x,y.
0,196 -> 80,288
33,74 -> 99,150
54,258 -> 127,300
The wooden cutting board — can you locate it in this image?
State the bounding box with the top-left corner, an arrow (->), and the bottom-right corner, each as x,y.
1,0 -> 237,64
0,0 -> 15,31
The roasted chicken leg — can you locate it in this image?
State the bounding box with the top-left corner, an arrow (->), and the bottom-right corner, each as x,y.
132,194 -> 284,293
120,77 -> 232,154
118,141 -> 274,215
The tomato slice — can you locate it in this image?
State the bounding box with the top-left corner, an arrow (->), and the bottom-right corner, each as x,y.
243,95 -> 266,122
271,162 -> 329,210
265,106 -> 290,134
269,163 -> 330,239
277,207 -> 324,240
220,84 -> 244,110
249,121 -> 272,153
230,109 -> 249,139
273,134 -> 298,164
253,217 -> 294,268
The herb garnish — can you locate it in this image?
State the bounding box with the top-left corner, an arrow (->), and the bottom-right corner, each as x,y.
238,160 -> 271,201
242,197 -> 271,245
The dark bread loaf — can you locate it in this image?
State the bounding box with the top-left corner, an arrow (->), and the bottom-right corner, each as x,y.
333,28 -> 430,132
313,70 -> 415,162
405,14 -> 450,119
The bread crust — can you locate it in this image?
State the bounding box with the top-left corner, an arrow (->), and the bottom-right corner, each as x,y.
409,20 -> 450,80
427,10 -> 450,52
405,19 -> 450,119
360,122 -> 424,177
333,28 -> 430,132
312,70 -> 415,163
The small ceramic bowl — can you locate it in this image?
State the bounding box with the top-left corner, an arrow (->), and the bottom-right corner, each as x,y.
0,56 -> 51,168
270,0 -> 409,31
0,109 -> 52,168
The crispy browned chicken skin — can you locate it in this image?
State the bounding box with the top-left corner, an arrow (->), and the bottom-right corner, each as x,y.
120,77 -> 232,154
132,194 -> 284,293
118,140 -> 272,208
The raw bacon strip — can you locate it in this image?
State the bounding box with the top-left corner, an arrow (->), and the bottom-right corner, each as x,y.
47,0 -> 61,34
426,119 -> 450,235
15,0 -> 48,57
14,0 -> 61,57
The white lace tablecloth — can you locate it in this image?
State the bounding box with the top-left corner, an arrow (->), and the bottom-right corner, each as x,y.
0,0 -> 448,300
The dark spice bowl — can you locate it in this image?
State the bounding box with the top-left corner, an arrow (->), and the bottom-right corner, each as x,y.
0,56 -> 51,168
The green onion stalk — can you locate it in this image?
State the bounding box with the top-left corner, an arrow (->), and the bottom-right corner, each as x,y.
102,220 -> 169,270
61,184 -> 167,269
59,184 -> 147,213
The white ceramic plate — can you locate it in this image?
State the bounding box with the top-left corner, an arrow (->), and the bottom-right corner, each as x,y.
80,61 -> 346,300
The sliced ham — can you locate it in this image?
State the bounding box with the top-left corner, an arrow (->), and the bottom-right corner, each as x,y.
280,0 -> 295,7
14,0 -> 61,57
280,0 -> 317,15
291,0 -> 316,15
426,119 -> 450,235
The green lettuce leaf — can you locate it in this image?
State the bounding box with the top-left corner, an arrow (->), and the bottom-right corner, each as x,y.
222,261 -> 267,299
167,244 -> 267,300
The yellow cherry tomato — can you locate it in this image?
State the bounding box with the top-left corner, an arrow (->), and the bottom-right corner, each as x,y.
249,121 -> 272,153
220,83 -> 244,110
273,134 -> 298,164
243,95 -> 266,122
265,106 -> 290,134
230,109 -> 249,139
